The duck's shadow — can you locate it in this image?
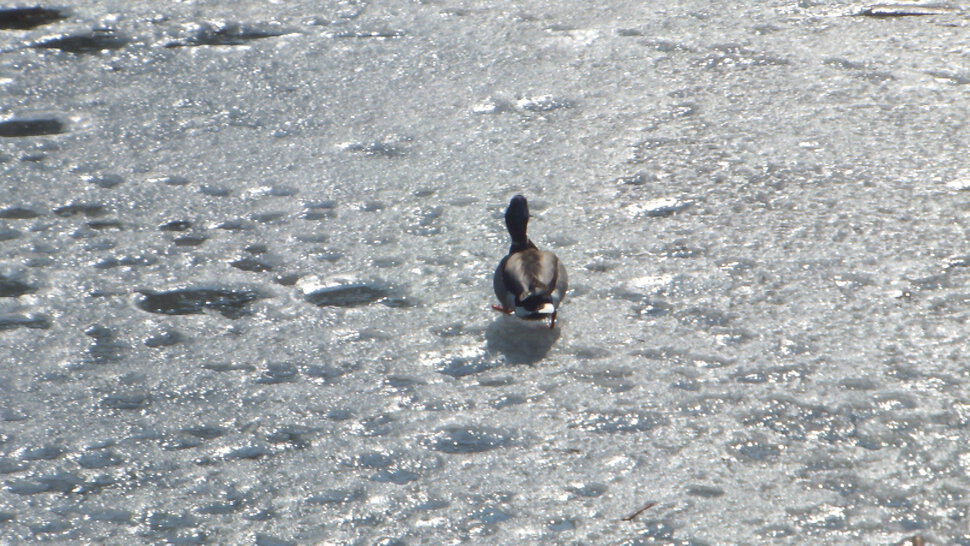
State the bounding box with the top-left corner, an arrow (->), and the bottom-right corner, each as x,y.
485,315 -> 560,365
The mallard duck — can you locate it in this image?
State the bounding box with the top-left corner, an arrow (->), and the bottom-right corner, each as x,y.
492,195 -> 568,328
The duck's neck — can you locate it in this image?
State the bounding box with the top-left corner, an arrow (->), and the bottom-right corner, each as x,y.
506,216 -> 534,252
509,238 -> 536,253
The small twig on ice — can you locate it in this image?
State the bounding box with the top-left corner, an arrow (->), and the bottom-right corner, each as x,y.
621,501 -> 656,522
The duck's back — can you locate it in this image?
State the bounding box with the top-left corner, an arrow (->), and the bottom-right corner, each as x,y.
495,248 -> 566,307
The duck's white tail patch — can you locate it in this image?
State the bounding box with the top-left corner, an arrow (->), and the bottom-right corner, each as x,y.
514,303 -> 555,318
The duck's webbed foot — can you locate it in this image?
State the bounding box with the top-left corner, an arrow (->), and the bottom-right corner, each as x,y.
491,304 -> 513,314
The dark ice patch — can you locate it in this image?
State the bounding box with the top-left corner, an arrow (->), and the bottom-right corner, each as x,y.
201,362 -> 254,372
631,299 -> 673,318
732,364 -> 813,384
85,325 -> 126,363
76,450 -> 122,469
0,7 -> 67,30
86,219 -> 123,230
491,394 -> 525,409
677,389 -> 737,417
304,362 -> 357,384
616,171 -> 657,186
99,393 -> 150,410
372,256 -> 403,268
144,329 -> 182,348
265,426 -> 314,449
426,426 -> 512,453
227,445 -> 271,459
0,273 -> 34,297
925,70 -> 970,85
0,117 -> 65,137
469,506 -> 513,525
145,511 -> 195,531
306,488 -> 364,505
135,288 -> 262,319
251,211 -> 286,223
727,433 -> 783,461
333,29 -> 404,39
196,501 -> 242,515
83,173 -> 124,188
215,219 -> 253,231
855,3 -> 956,17
617,28 -> 646,37
34,31 -> 129,54
53,203 -> 107,217
183,425 -> 226,440
230,256 -> 273,272
741,397 -> 853,443
200,184 -> 231,197
165,22 -> 288,48
565,483 -> 607,497
304,282 -> 406,308
0,458 -> 28,473
150,175 -> 190,186
0,206 -> 41,219
0,314 -> 50,330
370,469 -> 420,484
255,363 -> 298,384
571,410 -> 668,434
699,44 -> 790,69
642,39 -> 694,53
254,534 -> 294,546
83,509 -> 131,524
570,366 -> 634,393
7,472 -> 84,494
173,234 -> 207,246
300,200 -> 337,220
20,445 -> 65,460
159,220 -> 192,231
676,306 -> 735,329
823,57 -> 869,71
686,484 -> 725,497
437,353 -> 502,378
339,140 -> 407,157
358,413 -> 394,437
516,95 -> 572,112
95,256 -> 156,269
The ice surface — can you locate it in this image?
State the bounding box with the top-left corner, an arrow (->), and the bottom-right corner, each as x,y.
1,0 -> 969,543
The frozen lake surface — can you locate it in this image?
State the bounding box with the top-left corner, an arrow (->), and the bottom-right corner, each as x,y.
1,0 -> 969,543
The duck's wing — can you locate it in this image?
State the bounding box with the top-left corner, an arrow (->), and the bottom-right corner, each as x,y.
501,249 -> 561,301
552,253 -> 568,306
493,255 -> 516,310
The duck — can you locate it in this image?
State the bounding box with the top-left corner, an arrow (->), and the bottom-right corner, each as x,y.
492,195 -> 568,328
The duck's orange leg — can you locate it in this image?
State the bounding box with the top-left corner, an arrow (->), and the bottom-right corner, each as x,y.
550,312 -> 557,329
491,304 -> 513,314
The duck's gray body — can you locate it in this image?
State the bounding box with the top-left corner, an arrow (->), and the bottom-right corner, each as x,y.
493,195 -> 568,326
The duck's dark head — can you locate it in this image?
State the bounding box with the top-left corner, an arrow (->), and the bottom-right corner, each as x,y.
505,195 -> 530,247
